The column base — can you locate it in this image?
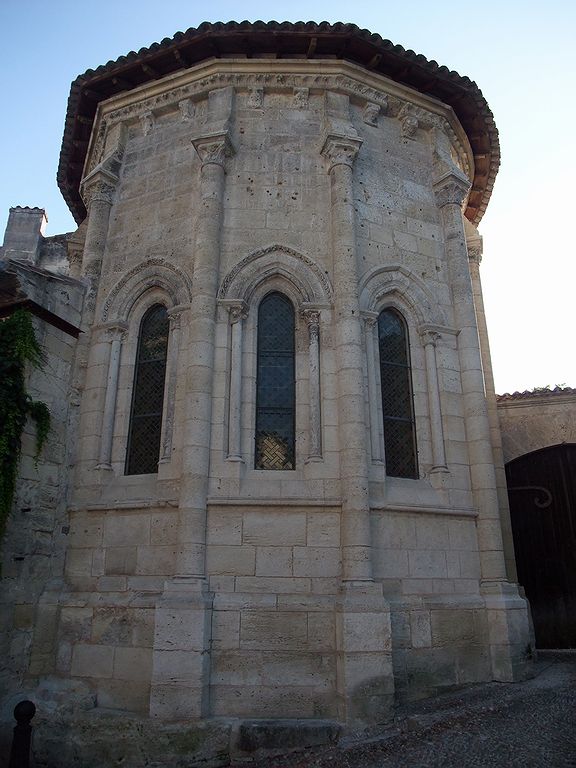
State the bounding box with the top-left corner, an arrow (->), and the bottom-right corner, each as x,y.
482,580 -> 535,682
336,581 -> 395,728
150,576 -> 213,720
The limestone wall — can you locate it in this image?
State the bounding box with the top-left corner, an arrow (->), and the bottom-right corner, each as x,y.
0,263 -> 84,707
497,389 -> 576,463
1,58 -> 534,732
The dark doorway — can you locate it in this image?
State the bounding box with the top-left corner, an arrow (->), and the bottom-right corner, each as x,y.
506,444 -> 576,648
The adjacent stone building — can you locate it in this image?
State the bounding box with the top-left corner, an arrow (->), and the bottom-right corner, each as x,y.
1,21 -> 537,764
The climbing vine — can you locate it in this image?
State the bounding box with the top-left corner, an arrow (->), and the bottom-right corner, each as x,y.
0,309 -> 50,538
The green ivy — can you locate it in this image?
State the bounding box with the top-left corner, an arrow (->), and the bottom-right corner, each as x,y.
0,309 -> 51,540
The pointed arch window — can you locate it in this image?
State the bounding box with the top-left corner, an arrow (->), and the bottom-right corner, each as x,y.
125,304 -> 169,475
255,292 -> 295,470
378,308 -> 418,478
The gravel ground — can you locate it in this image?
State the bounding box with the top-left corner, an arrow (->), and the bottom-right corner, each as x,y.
231,652 -> 576,768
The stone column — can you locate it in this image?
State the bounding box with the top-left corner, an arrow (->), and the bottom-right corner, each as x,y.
159,307 -> 184,464
363,312 -> 383,464
150,128 -> 234,721
467,239 -> 518,583
321,133 -> 372,583
73,173 -> 119,471
80,176 -> 118,316
434,169 -> 532,681
227,301 -> 247,462
303,309 -> 322,462
322,125 -> 393,726
96,323 -> 127,470
419,329 -> 448,472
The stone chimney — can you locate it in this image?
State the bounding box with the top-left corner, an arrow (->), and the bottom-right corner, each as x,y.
2,206 -> 47,265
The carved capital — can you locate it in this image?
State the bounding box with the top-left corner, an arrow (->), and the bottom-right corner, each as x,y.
361,310 -> 379,330
81,177 -> 117,209
227,300 -> 248,325
192,132 -> 235,168
433,171 -> 471,208
301,309 -> 321,342
419,329 -> 441,347
468,246 -> 483,266
320,133 -> 363,172
101,321 -> 128,343
167,305 -> 186,329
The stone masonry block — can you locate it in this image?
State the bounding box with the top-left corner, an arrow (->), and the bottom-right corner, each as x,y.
255,546 -> 293,577
242,511 -> 306,546
154,607 -> 209,652
207,545 -> 256,576
105,547 -> 137,575
431,609 -> 476,647
293,547 -> 340,578
71,644 -> 114,678
410,610 -> 432,648
96,679 -> 150,714
240,611 -> 308,650
104,513 -> 150,547
306,512 -> 340,547
113,646 -> 153,681
212,611 -> 241,650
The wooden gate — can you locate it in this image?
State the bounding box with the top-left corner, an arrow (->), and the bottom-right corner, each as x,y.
506,443 -> 576,648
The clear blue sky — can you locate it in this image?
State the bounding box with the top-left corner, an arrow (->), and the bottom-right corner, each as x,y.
1,0 -> 574,393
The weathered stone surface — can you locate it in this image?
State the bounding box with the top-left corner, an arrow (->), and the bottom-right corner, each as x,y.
0,21 -> 540,756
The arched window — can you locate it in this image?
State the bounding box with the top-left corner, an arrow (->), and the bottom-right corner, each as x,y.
125,304 -> 169,475
378,308 -> 418,478
255,292 -> 295,470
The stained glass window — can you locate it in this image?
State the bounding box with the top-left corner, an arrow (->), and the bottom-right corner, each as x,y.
255,292 -> 295,470
125,304 -> 169,475
378,308 -> 418,478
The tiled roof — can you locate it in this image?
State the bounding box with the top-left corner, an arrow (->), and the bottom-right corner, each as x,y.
58,21 -> 500,225
497,387 -> 576,402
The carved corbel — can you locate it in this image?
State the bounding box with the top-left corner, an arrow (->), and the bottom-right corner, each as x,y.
141,110 -> 155,136
363,102 -> 380,126
248,88 -> 263,108
178,99 -> 194,121
293,87 -> 309,108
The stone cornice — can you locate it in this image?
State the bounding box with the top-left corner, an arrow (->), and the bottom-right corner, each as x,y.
59,22 -> 497,225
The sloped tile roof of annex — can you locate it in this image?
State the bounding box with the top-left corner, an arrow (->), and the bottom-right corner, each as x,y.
58,20 -> 500,226
497,387 -> 576,402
